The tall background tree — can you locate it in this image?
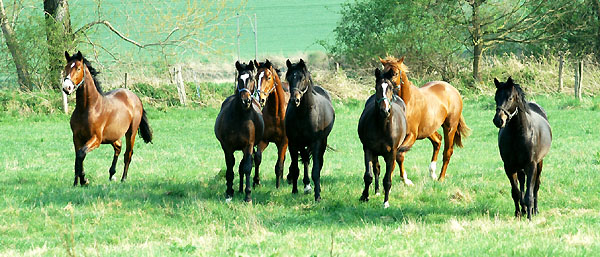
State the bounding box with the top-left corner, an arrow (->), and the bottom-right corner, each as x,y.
44,0 -> 72,89
0,0 -> 33,90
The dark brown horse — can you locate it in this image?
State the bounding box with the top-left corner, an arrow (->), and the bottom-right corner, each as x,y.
358,68 -> 408,208
214,61 -> 264,202
380,56 -> 470,182
285,59 -> 335,201
252,59 -> 290,188
62,51 -> 153,186
493,77 -> 552,220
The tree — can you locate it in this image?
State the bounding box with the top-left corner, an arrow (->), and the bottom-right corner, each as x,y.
436,0 -> 578,80
44,0 -> 72,89
323,0 -> 461,80
0,0 -> 33,90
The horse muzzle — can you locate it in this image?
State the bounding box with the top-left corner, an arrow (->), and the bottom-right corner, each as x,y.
493,113 -> 506,128
62,79 -> 75,95
241,97 -> 252,109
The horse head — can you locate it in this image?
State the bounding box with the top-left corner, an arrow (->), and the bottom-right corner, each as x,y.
63,51 -> 86,95
235,60 -> 257,110
285,59 -> 311,107
374,68 -> 395,118
493,77 -> 525,128
254,59 -> 278,107
379,56 -> 408,91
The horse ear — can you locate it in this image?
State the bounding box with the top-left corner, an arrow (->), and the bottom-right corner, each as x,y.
379,57 -> 386,65
507,76 -> 514,85
235,61 -> 242,71
286,59 -> 292,69
75,51 -> 83,61
65,51 -> 71,61
248,60 -> 254,70
494,78 -> 501,88
253,60 -> 259,68
265,59 -> 271,67
375,68 -> 381,77
399,56 -> 405,63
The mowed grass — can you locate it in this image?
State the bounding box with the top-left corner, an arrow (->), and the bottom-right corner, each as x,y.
1,95 -> 599,256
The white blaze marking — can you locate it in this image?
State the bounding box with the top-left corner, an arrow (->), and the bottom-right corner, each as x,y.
257,71 -> 264,91
381,82 -> 390,111
70,63 -> 75,68
240,74 -> 250,85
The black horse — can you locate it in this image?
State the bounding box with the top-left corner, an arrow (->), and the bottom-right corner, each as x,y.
214,61 -> 264,202
493,77 -> 552,220
358,68 -> 409,208
284,59 -> 335,201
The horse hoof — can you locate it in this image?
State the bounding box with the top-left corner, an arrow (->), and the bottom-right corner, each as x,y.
81,179 -> 89,186
383,201 -> 390,209
245,198 -> 252,203
404,179 -> 414,186
292,188 -> 298,194
109,177 -> 116,182
359,196 -> 369,202
304,185 -> 312,194
315,196 -> 321,202
375,192 -> 381,196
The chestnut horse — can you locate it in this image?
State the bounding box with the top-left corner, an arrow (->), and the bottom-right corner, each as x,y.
252,59 -> 290,188
358,68 -> 408,208
493,77 -> 551,220
62,51 -> 153,186
380,56 -> 470,182
214,61 -> 264,202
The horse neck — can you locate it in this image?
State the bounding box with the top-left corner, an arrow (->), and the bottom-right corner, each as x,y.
272,71 -> 286,116
398,70 -> 413,102
75,66 -> 102,111
508,102 -> 531,133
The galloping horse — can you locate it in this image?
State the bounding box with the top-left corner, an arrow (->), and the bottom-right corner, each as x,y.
214,61 -> 264,202
380,56 -> 470,182
285,59 -> 335,201
493,77 -> 551,220
62,51 -> 153,186
358,68 -> 408,208
252,59 -> 290,188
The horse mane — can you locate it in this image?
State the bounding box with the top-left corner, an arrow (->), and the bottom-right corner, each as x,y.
499,80 -> 529,113
81,57 -> 103,95
382,56 -> 409,73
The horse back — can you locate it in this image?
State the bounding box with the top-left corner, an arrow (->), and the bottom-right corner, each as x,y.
527,102 -> 548,121
313,85 -> 332,102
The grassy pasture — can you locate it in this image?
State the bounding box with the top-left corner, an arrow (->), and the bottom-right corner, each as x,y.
1,95 -> 600,256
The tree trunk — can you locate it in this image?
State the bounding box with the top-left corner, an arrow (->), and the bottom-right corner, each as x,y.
0,0 -> 33,90
558,53 -> 564,92
594,0 -> 600,62
44,0 -> 72,89
470,0 -> 483,81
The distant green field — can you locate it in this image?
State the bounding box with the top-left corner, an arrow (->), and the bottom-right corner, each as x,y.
1,95 -> 599,256
68,0 -> 345,62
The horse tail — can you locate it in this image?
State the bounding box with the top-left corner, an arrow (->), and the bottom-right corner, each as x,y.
139,109 -> 153,144
454,114 -> 471,148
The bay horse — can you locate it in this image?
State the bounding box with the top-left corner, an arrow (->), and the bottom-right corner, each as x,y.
252,59 -> 290,188
493,77 -> 552,220
358,68 -> 408,208
285,59 -> 335,201
380,56 -> 470,182
214,60 -> 264,202
62,51 -> 153,186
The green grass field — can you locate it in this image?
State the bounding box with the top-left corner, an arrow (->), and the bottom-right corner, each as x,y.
1,95 -> 600,256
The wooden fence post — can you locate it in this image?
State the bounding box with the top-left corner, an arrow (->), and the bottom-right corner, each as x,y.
558,53 -> 563,93
124,72 -> 128,89
62,90 -> 68,113
574,61 -> 583,100
174,65 -> 187,106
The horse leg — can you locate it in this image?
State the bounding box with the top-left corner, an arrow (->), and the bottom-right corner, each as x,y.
395,152 -> 413,186
534,160 -> 543,215
398,133 -> 416,184
253,141 -> 268,188
438,126 -> 457,182
427,132 -> 442,180
75,137 -> 101,186
121,130 -> 136,182
383,152 -> 397,208
224,150 -> 235,201
517,170 -> 526,215
275,142 -> 288,188
289,147 -> 300,194
524,162 -> 537,220
373,158 -> 381,195
311,141 -> 326,202
505,168 -> 521,218
242,146 -> 254,202
108,140 -> 122,181
300,148 -> 312,194
360,150 -> 374,202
